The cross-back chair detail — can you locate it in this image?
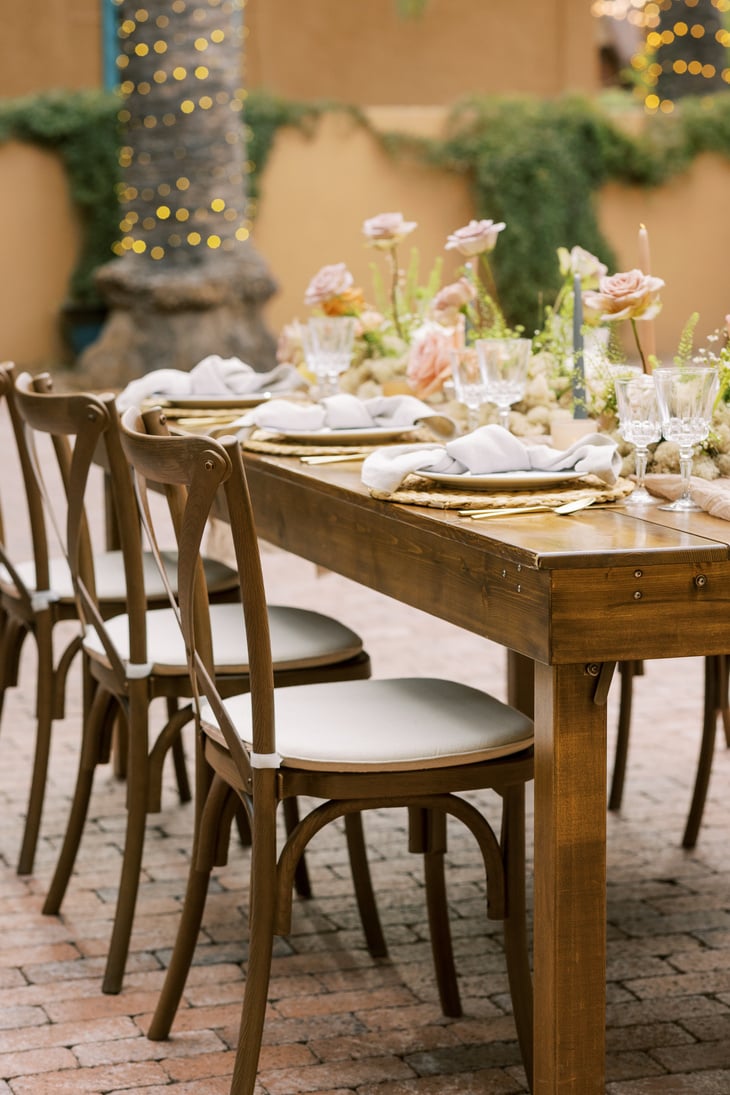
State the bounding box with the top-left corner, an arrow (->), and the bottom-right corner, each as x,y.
119,409 -> 535,1094
14,374 -> 386,999
0,364 -> 88,873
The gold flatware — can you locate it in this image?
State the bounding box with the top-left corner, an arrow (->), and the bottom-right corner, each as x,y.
460,496 -> 596,519
300,452 -> 370,465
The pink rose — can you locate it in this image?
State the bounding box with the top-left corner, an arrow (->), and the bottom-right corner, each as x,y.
406,321 -> 460,399
362,211 -> 418,249
445,219 -> 506,257
431,277 -> 476,325
304,263 -> 354,308
583,269 -> 665,323
725,314 -> 730,339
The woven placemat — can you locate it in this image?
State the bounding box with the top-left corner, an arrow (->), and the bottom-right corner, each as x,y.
368,475 -> 635,510
242,427 -> 436,457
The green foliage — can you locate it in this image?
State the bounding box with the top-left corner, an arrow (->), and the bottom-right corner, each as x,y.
6,86 -> 730,326
0,89 -> 121,307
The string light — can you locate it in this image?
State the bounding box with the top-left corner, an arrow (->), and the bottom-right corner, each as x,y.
593,0 -> 730,113
113,0 -> 251,261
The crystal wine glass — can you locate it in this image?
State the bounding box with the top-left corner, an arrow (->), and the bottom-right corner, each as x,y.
477,337 -> 532,431
302,316 -> 356,398
450,346 -> 489,432
653,365 -> 719,512
614,373 -> 662,506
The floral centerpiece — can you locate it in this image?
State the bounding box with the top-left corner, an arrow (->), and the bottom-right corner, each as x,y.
276,211 -> 730,478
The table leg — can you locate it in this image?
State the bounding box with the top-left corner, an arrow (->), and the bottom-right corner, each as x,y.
532,661 -> 607,1094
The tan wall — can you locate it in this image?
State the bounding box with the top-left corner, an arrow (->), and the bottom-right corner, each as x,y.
2,110 -> 729,369
0,143 -> 80,366
2,0 -> 102,97
2,0 -> 601,101
246,0 -> 601,105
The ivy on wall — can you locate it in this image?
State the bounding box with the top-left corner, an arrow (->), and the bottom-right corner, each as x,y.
0,90 -> 120,307
3,87 -> 730,324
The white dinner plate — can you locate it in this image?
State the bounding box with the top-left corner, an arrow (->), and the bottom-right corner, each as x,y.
416,468 -> 585,490
159,394 -> 272,409
271,425 -> 421,445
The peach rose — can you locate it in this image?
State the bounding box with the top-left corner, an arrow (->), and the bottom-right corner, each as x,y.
583,269 -> 665,323
304,263 -> 355,308
445,218 -> 506,257
431,277 -> 476,325
321,287 -> 365,316
406,321 -> 460,399
557,245 -> 608,287
362,211 -> 417,249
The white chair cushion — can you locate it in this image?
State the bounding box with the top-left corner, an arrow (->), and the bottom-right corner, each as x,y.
82,603 -> 363,676
201,677 -> 534,772
1,550 -> 237,604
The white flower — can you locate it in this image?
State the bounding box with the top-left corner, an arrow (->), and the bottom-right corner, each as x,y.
557,246 -> 608,287
362,212 -> 417,249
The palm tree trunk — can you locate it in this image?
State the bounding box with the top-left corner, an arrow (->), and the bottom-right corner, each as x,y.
82,0 -> 277,383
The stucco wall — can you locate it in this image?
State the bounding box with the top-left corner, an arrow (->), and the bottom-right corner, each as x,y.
2,110 -> 729,369
3,1 -> 601,101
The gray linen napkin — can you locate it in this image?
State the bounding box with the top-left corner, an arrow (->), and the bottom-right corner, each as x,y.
362,424 -> 620,493
116,355 -> 306,410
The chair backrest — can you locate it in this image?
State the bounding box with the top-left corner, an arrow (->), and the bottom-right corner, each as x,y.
13,372 -> 154,686
0,363 -> 56,608
119,407 -> 273,784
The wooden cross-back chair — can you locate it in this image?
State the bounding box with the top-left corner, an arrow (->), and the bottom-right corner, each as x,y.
610,657 -> 730,847
118,407 -> 536,1094
14,374 -> 383,996
0,361 -> 200,873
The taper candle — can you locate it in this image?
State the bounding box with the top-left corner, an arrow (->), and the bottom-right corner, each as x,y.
572,274 -> 587,419
638,223 -> 657,369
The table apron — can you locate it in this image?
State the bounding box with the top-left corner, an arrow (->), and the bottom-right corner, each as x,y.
550,561 -> 730,663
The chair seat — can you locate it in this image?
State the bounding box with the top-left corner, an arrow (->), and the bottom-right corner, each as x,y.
1,549 -> 237,605
202,677 -> 534,772
82,602 -> 364,676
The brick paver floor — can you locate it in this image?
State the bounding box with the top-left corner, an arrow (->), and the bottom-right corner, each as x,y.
0,403 -> 729,1093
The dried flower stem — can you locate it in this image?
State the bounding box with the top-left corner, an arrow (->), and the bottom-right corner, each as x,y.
388,247 -> 404,339
630,318 -> 649,374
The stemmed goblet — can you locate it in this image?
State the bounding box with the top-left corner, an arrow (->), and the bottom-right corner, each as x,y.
653,364 -> 719,512
477,337 -> 532,431
614,373 -> 662,506
450,346 -> 489,432
302,316 -> 356,398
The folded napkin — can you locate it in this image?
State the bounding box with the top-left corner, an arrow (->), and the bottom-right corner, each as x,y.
644,474 -> 730,521
239,393 -> 454,435
362,424 -> 620,493
116,354 -> 306,410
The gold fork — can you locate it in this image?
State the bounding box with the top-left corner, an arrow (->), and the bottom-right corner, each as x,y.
300,452 -> 370,465
459,496 -> 596,519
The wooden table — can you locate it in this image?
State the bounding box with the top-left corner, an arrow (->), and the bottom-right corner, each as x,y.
241,449 -> 730,1094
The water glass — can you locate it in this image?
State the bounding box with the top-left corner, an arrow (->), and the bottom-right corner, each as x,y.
477,338 -> 532,431
614,374 -> 662,506
653,365 -> 719,512
450,346 -> 489,432
302,316 -> 355,397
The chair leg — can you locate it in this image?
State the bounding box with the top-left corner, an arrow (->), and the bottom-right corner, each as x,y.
408,806 -> 460,1017
43,687 -> 117,914
147,776 -> 231,1041
501,783 -> 533,1093
717,653 -> 730,748
345,812 -> 388,960
167,698 -> 192,804
17,613 -> 55,875
230,778 -> 278,1095
608,659 -> 638,812
102,688 -> 150,995
682,654 -> 721,850
282,797 -> 311,899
